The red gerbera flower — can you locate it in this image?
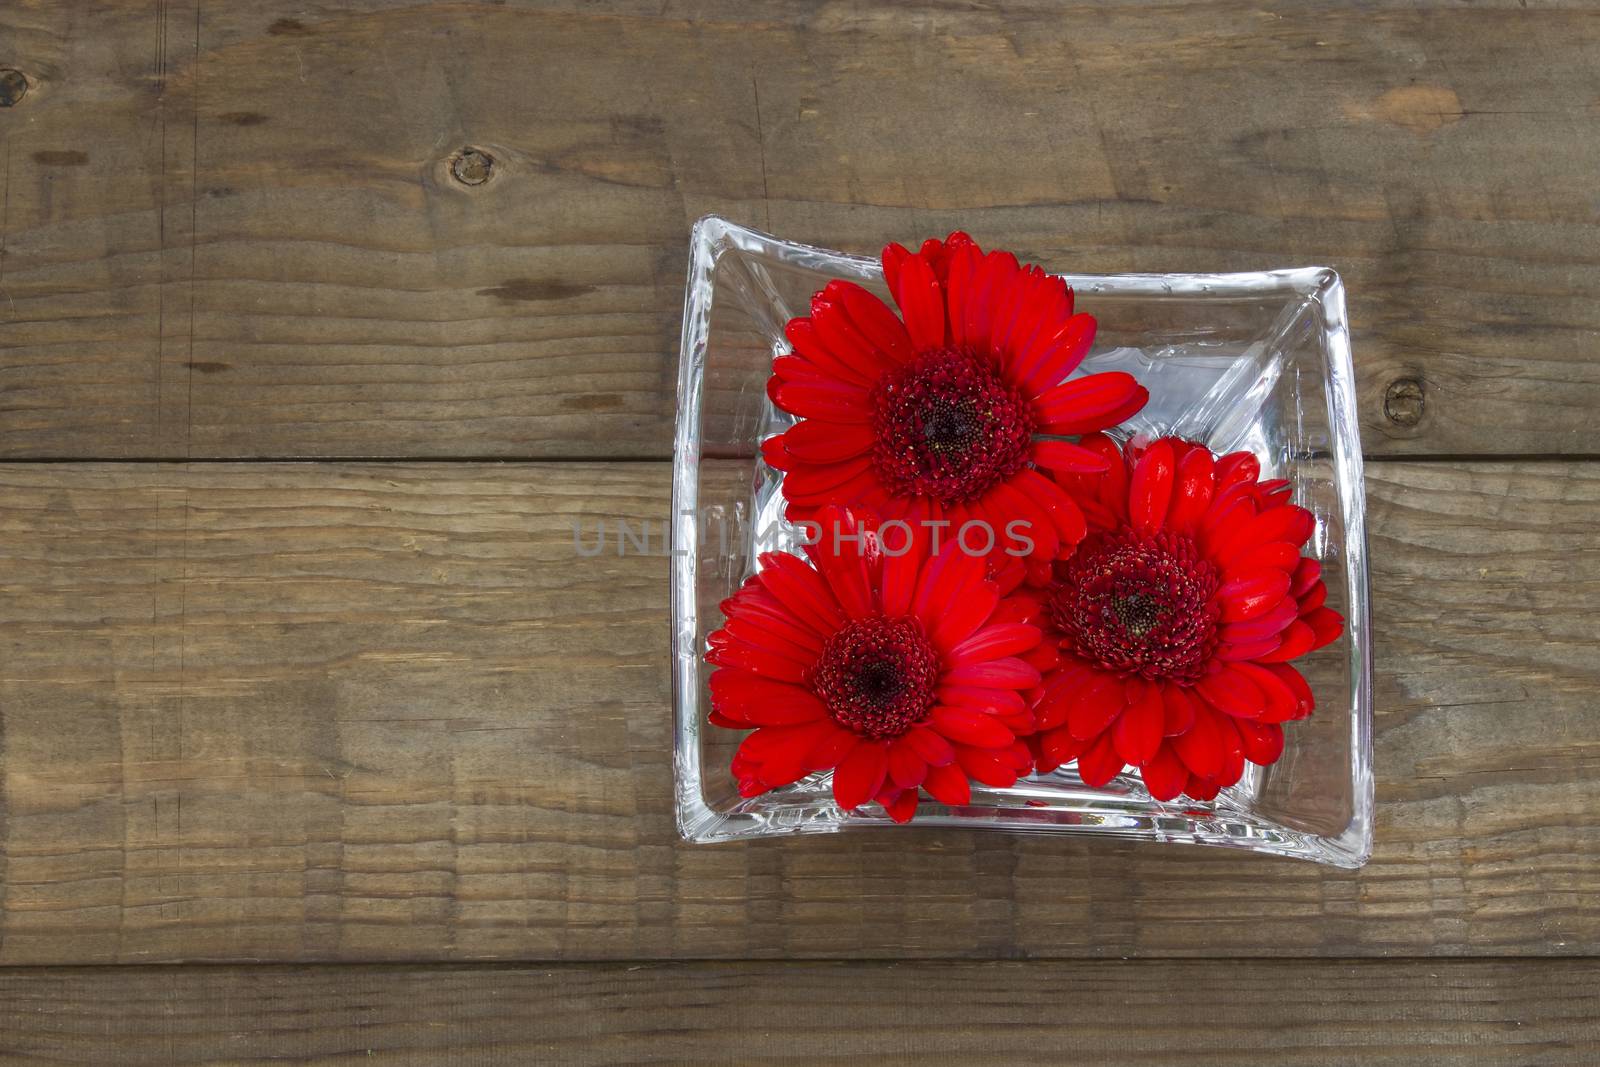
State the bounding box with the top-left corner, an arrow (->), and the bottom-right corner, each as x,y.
761,233 -> 1149,566
706,508 -> 1042,823
1023,435 -> 1344,802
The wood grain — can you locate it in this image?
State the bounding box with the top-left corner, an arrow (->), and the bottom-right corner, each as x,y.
2,1 -> 1597,459
2,958 -> 1597,1066
0,459 -> 1594,964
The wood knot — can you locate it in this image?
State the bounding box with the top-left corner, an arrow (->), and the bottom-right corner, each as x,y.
0,70 -> 29,107
451,147 -> 494,186
1384,378 -> 1425,427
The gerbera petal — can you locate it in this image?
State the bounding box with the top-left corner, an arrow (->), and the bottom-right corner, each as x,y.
760,435 -> 797,472
997,270 -> 1064,374
772,380 -> 874,423
986,481 -> 1060,561
1034,371 -> 1143,431
987,266 -> 1034,366
812,292 -> 899,378
745,720 -> 839,787
771,354 -> 829,383
1165,447 -> 1216,536
937,685 -> 1025,712
720,615 -> 821,663
989,591 -> 1045,628
1036,724 -> 1087,773
1129,438 -> 1177,536
1290,557 -> 1322,597
1195,664 -> 1266,719
1228,541 -> 1300,575
1076,431 -> 1130,526
1031,439 -> 1111,475
1302,606 -> 1345,650
1265,662 -> 1316,719
1019,313 -> 1096,395
756,551 -> 845,634
735,718 -> 824,760
1075,731 -> 1125,788
1171,706 -> 1225,780
1219,596 -> 1300,644
955,744 -> 1020,788
932,581 -> 1001,653
922,761 -> 971,806
879,537 -> 923,619
1230,661 -> 1301,723
829,279 -> 915,364
963,250 -> 1019,354
1256,619 -> 1316,663
779,456 -> 875,501
782,466 -> 882,510
1203,502 -> 1260,566
705,643 -> 809,683
1214,715 -> 1247,788
881,787 -> 919,823
943,242 -> 980,348
805,506 -> 876,619
1114,680 -> 1165,766
1267,662 -> 1318,723
784,318 -> 876,387
921,548 -> 987,635
947,623 -> 1042,665
1012,469 -> 1088,550
1218,505 -> 1318,567
1234,718 -> 1285,765
943,230 -> 979,254
770,420 -> 875,464
709,670 -> 827,721
1067,672 -> 1127,740
1217,636 -> 1283,661
1215,450 -> 1261,490
755,750 -> 816,790
894,253 -> 946,351
1044,381 -> 1149,435
708,709 -> 743,730
1141,744 -> 1189,801
931,705 -> 1015,749
881,242 -> 910,300
804,724 -> 860,771
909,542 -> 957,626
888,741 -> 928,789
942,657 -> 1040,689
832,740 -> 888,811
1161,683 -> 1198,737
905,725 -> 957,767
1217,569 -> 1292,623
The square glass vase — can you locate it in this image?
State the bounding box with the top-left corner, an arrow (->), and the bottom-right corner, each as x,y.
671,216 -> 1373,868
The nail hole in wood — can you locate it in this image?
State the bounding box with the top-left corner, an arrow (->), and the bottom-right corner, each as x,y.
0,70 -> 29,107
1384,378 -> 1425,427
451,147 -> 494,186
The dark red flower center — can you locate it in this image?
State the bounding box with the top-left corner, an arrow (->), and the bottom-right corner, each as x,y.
811,615 -> 939,740
1048,530 -> 1220,682
870,347 -> 1035,506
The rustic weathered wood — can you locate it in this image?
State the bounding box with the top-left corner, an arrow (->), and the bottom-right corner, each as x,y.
2,2 -> 1597,459
0,459 -> 1594,964
2,958 -> 1596,1066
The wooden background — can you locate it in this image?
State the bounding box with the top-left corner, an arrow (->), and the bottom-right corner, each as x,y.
1,0 -> 1598,1062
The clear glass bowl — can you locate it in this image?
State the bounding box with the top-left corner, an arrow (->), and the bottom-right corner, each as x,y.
670,216 -> 1373,868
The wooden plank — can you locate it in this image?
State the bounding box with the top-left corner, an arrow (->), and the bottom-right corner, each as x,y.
2,2 -> 1598,459
0,459 -> 1595,964
1,959 -> 1597,1066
